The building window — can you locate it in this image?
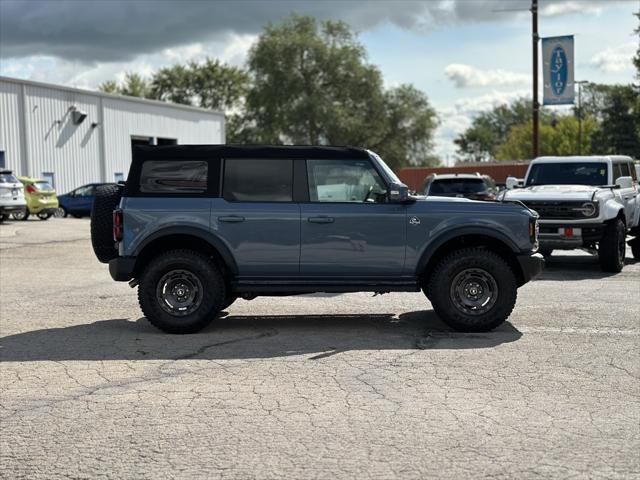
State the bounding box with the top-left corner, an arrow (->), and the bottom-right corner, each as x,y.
0,151 -> 5,169
42,172 -> 55,189
157,138 -> 177,145
114,172 -> 125,183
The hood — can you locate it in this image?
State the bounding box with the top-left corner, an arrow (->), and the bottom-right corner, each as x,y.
503,184 -> 600,202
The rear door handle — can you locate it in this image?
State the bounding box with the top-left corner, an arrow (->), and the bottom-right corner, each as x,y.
218,215 -> 245,223
308,216 -> 334,224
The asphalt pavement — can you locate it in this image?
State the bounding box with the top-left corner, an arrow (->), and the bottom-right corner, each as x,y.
1,218 -> 638,479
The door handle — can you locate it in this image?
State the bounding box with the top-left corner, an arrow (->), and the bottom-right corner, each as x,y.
308,216 -> 334,224
218,215 -> 245,223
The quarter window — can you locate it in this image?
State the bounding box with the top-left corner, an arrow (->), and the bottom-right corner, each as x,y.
223,159 -> 293,202
140,160 -> 208,194
307,159 -> 388,203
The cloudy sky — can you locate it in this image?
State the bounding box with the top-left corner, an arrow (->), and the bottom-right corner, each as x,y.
1,0 -> 637,163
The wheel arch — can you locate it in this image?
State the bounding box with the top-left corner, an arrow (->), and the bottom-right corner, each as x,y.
418,229 -> 526,287
132,227 -> 238,278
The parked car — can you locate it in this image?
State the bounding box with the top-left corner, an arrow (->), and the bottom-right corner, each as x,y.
11,176 -> 59,220
422,173 -> 498,201
0,170 -> 27,223
90,145 -> 543,334
56,183 -> 116,218
502,155 -> 640,271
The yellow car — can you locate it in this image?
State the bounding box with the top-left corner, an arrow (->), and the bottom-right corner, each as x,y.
12,176 -> 59,220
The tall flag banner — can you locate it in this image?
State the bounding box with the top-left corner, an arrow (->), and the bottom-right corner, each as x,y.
542,35 -> 575,105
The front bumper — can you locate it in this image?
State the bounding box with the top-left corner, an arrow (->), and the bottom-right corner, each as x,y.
109,256 -> 136,281
516,252 -> 544,284
538,222 -> 605,249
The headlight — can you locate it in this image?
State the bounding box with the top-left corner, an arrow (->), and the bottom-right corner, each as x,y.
529,216 -> 539,247
573,201 -> 597,217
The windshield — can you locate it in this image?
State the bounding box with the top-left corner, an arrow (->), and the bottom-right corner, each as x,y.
34,182 -> 54,191
526,162 -> 608,186
0,173 -> 19,184
368,151 -> 401,184
429,178 -> 486,195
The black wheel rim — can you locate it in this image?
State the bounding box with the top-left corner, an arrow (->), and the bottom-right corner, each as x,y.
156,269 -> 203,317
450,268 -> 498,316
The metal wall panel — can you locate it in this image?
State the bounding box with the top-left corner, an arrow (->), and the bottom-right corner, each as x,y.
0,81 -> 23,172
24,85 -> 101,193
0,77 -> 225,195
102,98 -> 224,182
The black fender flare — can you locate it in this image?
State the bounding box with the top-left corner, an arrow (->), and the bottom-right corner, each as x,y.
416,226 -> 520,275
133,226 -> 238,275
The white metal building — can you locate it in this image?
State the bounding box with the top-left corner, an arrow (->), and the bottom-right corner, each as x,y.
0,76 -> 225,194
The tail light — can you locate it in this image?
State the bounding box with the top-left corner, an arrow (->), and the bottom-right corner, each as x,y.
113,209 -> 123,242
26,184 -> 37,194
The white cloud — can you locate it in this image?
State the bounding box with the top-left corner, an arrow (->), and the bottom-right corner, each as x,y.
590,42 -> 637,73
433,90 -> 530,164
444,64 -> 530,88
540,1 -> 604,17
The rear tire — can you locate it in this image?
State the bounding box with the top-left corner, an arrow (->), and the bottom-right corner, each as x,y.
598,219 -> 625,273
12,209 -> 28,221
138,249 -> 225,334
427,247 -> 517,332
90,184 -> 123,263
54,207 -> 67,218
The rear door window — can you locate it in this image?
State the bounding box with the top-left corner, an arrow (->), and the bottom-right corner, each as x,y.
140,160 -> 208,194
223,159 -> 293,202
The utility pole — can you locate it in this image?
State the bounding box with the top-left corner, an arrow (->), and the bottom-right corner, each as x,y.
575,80 -> 589,155
531,0 -> 539,159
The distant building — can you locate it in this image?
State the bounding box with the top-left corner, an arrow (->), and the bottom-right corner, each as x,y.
0,76 -> 225,193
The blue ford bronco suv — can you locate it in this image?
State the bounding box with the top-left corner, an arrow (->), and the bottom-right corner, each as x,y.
91,145 -> 543,334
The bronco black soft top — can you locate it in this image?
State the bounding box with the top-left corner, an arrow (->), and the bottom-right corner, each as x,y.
132,144 -> 370,163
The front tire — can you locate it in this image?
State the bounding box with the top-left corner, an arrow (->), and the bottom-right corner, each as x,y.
598,219 -> 625,273
138,249 -> 226,334
427,247 -> 517,332
54,207 -> 67,218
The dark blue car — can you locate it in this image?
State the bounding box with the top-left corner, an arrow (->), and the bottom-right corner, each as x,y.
56,183 -> 116,218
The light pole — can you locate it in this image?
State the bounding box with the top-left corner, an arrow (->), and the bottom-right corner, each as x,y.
575,80 -> 589,155
531,0 -> 539,159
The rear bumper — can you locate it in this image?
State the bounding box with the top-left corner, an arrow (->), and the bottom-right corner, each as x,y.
516,252 -> 544,284
0,204 -> 26,214
109,256 -> 136,281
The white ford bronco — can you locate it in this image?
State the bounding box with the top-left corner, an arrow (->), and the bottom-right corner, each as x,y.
502,156 -> 640,272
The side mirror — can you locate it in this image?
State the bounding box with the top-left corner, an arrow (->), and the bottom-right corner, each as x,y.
388,182 -> 410,203
615,176 -> 633,189
506,176 -> 520,190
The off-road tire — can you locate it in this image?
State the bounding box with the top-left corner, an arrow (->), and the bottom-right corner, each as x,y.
427,247 -> 517,332
90,184 -> 123,263
138,249 -> 225,334
630,238 -> 640,260
598,219 -> 625,273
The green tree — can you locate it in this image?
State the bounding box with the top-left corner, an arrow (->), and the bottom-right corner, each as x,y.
243,14 -> 438,168
588,85 -> 640,156
495,115 -> 598,160
98,72 -> 150,98
454,99 -> 553,162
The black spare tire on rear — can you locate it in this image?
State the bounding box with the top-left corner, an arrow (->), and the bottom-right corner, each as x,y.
91,184 -> 123,263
